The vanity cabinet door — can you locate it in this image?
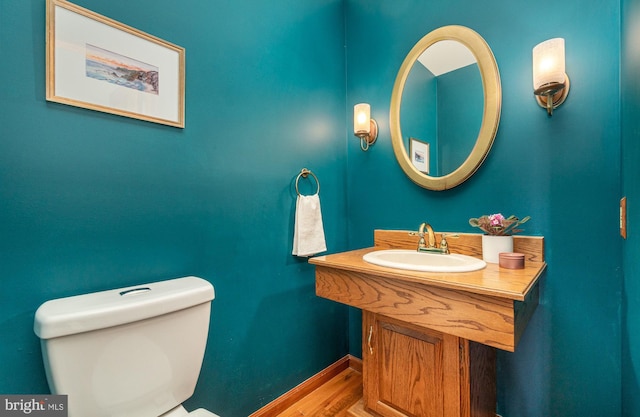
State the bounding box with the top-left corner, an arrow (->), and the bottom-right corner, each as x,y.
363,311 -> 461,417
362,312 -> 495,417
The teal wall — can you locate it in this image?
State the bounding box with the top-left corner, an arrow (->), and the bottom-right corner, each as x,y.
0,1 -> 349,416
345,1 -> 622,416
402,63 -> 438,174
438,64 -> 483,175
1,0 -> 635,416
622,0 -> 640,414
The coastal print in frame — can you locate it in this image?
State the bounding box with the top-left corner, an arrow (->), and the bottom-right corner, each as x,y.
46,0 -> 185,128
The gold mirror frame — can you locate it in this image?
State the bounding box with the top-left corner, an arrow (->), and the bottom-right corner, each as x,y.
390,25 -> 501,190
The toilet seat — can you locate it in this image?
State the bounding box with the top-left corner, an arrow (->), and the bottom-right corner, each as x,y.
189,409 -> 220,417
160,406 -> 220,417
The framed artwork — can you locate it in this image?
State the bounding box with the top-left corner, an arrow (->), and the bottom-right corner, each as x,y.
410,138 -> 429,174
46,0 -> 185,128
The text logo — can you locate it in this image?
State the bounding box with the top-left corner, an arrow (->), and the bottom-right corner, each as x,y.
0,396 -> 67,417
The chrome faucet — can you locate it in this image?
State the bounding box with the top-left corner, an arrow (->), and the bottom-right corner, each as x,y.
410,222 -> 451,254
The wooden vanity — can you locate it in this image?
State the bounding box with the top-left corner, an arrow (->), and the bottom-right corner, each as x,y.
310,230 -> 545,417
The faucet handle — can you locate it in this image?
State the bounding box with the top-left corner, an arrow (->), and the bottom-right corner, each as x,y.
408,230 -> 425,240
409,230 -> 427,251
439,233 -> 458,254
440,233 -> 459,239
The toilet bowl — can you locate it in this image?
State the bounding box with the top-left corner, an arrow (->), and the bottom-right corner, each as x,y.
34,276 -> 220,417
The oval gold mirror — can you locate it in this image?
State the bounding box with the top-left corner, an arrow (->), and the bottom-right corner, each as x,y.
390,25 -> 501,190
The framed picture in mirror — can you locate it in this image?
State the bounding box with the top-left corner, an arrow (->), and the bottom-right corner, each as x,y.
410,138 -> 429,174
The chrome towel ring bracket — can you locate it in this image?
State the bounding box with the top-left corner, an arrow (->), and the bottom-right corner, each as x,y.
295,168 -> 320,196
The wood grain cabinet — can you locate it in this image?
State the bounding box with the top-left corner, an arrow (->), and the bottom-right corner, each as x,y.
362,312 -> 495,417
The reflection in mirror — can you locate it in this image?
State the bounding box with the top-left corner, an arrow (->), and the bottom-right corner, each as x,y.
390,25 -> 501,191
401,41 -> 483,176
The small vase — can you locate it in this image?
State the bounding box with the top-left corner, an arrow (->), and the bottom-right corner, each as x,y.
481,235 -> 514,264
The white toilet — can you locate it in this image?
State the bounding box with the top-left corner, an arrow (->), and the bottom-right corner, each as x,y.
34,276 -> 220,417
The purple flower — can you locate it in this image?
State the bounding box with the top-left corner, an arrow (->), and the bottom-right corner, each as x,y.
488,213 -> 505,227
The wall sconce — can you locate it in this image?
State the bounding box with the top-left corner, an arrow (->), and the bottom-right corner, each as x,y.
354,103 -> 378,151
532,38 -> 570,116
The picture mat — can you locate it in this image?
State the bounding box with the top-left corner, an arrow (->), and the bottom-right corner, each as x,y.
49,1 -> 184,126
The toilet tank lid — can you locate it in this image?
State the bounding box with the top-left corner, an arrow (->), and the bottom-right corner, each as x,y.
34,276 -> 215,340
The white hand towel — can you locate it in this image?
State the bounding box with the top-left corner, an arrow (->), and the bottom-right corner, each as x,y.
292,194 -> 327,257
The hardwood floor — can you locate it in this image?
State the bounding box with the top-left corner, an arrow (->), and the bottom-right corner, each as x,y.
252,354 -> 500,417
273,367 -> 363,417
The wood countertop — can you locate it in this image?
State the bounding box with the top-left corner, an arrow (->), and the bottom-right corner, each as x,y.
309,230 -> 546,351
309,247 -> 544,302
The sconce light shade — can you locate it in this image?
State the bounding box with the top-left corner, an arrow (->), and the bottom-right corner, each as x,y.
532,38 -> 570,116
533,38 -> 565,88
354,103 -> 378,151
354,103 -> 371,135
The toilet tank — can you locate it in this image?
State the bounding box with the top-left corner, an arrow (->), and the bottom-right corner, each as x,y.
34,276 -> 215,417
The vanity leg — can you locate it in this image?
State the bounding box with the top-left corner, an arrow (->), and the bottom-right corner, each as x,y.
462,340 -> 497,417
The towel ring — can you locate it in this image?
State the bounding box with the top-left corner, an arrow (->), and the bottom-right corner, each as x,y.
295,168 -> 320,196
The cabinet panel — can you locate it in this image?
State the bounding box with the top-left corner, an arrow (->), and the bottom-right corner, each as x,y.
379,322 -> 444,416
364,312 -> 461,417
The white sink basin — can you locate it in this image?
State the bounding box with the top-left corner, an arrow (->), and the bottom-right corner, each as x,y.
363,249 -> 486,273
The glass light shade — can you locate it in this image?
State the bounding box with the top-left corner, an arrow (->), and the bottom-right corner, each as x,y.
354,103 -> 371,135
532,38 -> 566,90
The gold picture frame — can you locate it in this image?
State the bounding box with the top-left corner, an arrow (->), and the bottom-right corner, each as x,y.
46,0 -> 185,128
